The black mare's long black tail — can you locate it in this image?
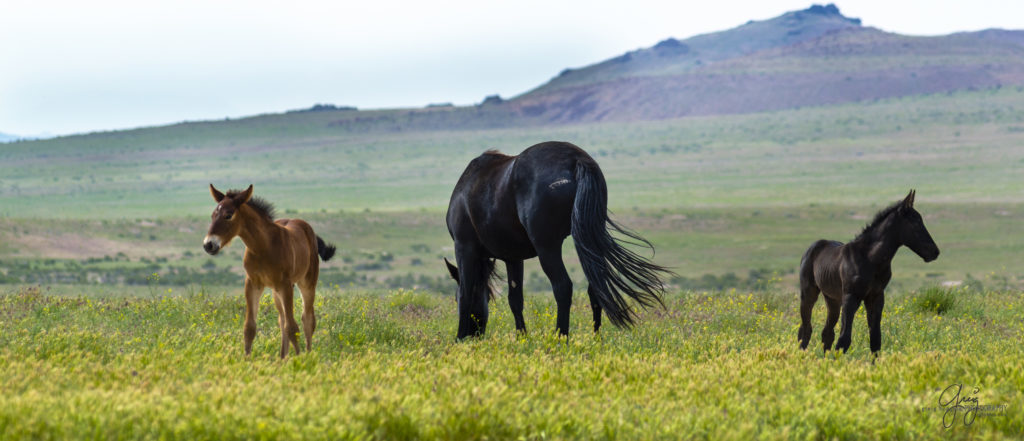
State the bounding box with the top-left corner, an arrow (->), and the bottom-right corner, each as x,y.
570,159 -> 671,328
316,236 -> 337,262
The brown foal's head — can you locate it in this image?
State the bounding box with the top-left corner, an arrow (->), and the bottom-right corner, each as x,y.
203,184 -> 253,255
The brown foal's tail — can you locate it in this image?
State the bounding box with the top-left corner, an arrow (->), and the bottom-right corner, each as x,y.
316,236 -> 336,261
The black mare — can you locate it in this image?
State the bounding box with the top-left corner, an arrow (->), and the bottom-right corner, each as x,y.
445,141 -> 672,339
798,190 -> 939,354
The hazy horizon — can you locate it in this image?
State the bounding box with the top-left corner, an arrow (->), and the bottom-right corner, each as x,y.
3,0 -> 1023,138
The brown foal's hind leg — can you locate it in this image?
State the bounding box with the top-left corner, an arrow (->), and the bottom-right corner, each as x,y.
298,282 -> 316,352
243,278 -> 262,356
273,285 -> 302,358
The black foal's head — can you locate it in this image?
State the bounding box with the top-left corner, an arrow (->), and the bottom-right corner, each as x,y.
893,190 -> 940,262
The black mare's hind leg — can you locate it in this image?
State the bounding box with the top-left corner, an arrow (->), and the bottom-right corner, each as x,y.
587,285 -> 602,333
536,244 -> 573,336
798,280 -> 819,349
454,244 -> 490,339
865,293 -> 885,355
505,259 -> 526,333
821,295 -> 840,352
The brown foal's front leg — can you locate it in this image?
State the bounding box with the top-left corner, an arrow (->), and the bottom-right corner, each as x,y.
243,278 -> 262,356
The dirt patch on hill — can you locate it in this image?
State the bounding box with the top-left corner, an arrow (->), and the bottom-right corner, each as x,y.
4,232 -> 139,259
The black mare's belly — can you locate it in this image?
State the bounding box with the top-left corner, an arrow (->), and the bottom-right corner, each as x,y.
475,221 -> 537,261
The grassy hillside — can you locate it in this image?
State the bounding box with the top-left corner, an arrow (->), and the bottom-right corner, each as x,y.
1,285 -> 1021,440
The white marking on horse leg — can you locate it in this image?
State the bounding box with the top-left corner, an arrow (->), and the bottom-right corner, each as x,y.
548,178 -> 571,190
510,280 -> 517,288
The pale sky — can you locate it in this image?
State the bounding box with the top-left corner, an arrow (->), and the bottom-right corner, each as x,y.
2,0 -> 1022,137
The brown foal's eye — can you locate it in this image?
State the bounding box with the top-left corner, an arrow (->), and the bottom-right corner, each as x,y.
225,212 -> 234,220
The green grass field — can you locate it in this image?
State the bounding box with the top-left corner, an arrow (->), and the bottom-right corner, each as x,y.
1,87 -> 1023,439
1,284 -> 1021,440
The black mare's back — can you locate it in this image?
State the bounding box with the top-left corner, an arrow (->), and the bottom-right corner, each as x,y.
446,141 -> 669,339
447,142 -> 581,262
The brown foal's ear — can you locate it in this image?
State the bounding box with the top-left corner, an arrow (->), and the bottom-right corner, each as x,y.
903,189 -> 916,208
444,258 -> 460,283
234,184 -> 254,205
210,184 -> 226,202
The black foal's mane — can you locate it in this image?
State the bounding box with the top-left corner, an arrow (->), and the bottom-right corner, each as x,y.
852,199 -> 904,242
226,189 -> 276,221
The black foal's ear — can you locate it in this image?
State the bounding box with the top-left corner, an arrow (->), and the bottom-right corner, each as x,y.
903,189 -> 916,208
444,258 -> 459,283
210,184 -> 226,202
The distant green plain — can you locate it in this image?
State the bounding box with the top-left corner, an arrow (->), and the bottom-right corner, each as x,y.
1,87 -> 1022,289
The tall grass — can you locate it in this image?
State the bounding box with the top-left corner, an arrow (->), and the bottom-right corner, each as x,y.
910,286 -> 960,315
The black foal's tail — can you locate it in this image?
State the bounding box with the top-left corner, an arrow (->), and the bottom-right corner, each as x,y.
571,159 -> 671,328
316,236 -> 336,262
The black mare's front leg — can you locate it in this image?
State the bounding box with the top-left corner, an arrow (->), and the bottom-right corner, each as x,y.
454,244 -> 490,339
505,259 -> 526,333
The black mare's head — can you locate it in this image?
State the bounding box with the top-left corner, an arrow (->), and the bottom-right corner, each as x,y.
444,258 -> 497,302
891,190 -> 940,262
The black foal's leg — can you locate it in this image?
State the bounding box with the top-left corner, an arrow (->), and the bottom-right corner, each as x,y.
536,245 -> 573,337
820,295 -> 840,352
834,292 -> 863,353
798,282 -> 819,349
587,285 -> 602,333
505,259 -> 526,333
821,295 -> 840,352
865,293 -> 885,355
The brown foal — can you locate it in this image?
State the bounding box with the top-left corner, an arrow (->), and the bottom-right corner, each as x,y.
203,184 -> 336,358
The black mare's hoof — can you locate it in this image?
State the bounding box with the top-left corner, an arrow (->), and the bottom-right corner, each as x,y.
455,327 -> 486,341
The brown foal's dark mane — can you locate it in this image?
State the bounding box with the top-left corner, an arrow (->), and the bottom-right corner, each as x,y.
226,189 -> 276,221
